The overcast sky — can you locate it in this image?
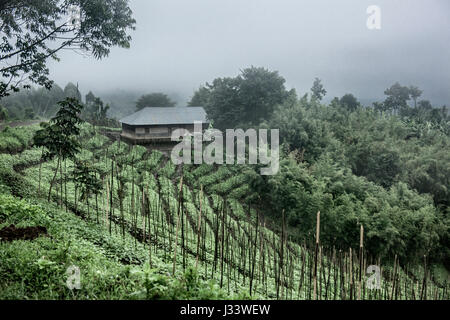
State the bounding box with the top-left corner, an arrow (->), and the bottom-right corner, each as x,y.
48,0 -> 450,106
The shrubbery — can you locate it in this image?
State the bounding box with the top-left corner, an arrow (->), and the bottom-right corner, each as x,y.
0,154 -> 34,198
0,193 -> 240,299
0,125 -> 39,153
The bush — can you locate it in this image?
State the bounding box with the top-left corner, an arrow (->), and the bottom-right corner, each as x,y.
0,125 -> 38,153
0,154 -> 34,198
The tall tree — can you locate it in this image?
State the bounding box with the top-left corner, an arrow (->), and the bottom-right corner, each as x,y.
85,91 -> 96,106
188,87 -> 210,107
0,0 -> 135,98
383,82 -> 411,113
135,93 -> 176,111
73,160 -> 102,217
409,86 -> 423,108
82,92 -> 111,125
191,66 -> 291,130
33,97 -> 84,202
311,78 -> 327,101
339,94 -> 360,112
64,82 -> 82,101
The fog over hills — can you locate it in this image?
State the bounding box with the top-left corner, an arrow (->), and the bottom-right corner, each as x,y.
48,0 -> 450,110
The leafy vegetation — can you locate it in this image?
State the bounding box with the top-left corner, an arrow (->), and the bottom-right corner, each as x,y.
0,0 -> 135,98
0,116 -> 446,300
0,61 -> 448,300
0,125 -> 39,153
0,193 -> 238,299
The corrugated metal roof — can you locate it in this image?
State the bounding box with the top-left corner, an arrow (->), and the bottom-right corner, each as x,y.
119,106 -> 209,126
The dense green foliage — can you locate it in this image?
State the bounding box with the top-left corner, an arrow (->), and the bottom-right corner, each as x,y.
262,94 -> 449,266
190,67 -> 294,130
83,91 -> 118,127
0,0 -> 135,98
0,193 -> 240,299
191,70 -> 449,268
0,119 -> 448,299
0,125 -> 38,153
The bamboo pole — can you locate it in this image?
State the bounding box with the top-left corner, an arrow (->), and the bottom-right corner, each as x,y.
313,211 -> 320,300
349,248 -> 353,300
421,255 -> 427,300
59,154 -> 63,208
141,184 -> 145,243
358,225 -> 364,300
195,185 -> 203,269
250,211 -> 259,296
220,198 -> 226,288
391,254 -> 397,300
319,245 -> 323,299
109,157 -> 114,236
181,185 -> 186,271
278,209 -> 286,299
172,176 -> 183,276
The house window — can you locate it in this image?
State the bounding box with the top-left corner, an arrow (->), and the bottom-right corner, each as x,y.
135,127 -> 145,135
150,127 -> 169,135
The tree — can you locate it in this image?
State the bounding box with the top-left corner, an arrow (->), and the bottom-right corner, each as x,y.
409,86 -> 423,108
418,100 -> 432,110
188,87 -> 210,106
64,83 -> 82,101
339,94 -> 360,112
238,67 -> 291,124
200,77 -> 240,129
269,96 -> 331,162
311,78 -> 326,101
348,140 -> 402,188
0,0 -> 136,98
73,160 -> 102,218
383,82 -> 411,113
82,92 -> 111,126
372,101 -> 387,113
192,66 -> 291,130
403,144 -> 450,208
85,91 -> 96,106
136,93 -> 176,111
33,97 -> 84,202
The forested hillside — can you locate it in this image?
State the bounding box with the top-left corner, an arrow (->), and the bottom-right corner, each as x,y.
0,70 -> 448,299
189,69 -> 449,270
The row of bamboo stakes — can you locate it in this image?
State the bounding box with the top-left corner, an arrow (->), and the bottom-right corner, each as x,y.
103,168 -> 449,300
53,148 -> 449,300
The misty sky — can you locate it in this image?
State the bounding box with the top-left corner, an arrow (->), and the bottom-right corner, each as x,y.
48,0 -> 450,106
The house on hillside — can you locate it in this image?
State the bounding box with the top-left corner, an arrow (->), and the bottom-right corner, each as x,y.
119,107 -> 209,149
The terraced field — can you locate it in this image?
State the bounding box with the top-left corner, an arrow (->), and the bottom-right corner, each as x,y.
0,123 -> 448,300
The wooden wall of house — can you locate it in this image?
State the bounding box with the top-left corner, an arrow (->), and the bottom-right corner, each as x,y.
120,123 -> 208,143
